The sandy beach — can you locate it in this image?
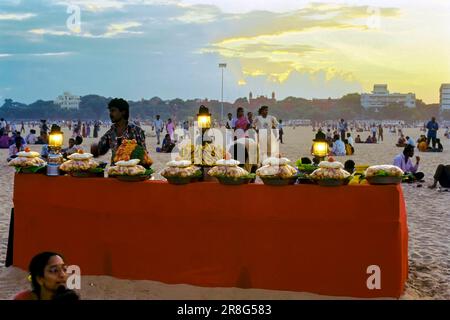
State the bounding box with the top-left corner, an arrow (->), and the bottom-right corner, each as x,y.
0,125 -> 449,300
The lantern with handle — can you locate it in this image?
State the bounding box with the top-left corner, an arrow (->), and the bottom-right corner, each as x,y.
47,124 -> 64,176
312,138 -> 329,163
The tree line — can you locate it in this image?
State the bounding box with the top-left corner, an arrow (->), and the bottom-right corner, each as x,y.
0,93 -> 447,121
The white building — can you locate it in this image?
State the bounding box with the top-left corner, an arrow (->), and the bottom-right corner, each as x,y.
54,92 -> 81,109
361,84 -> 416,109
440,84 -> 450,110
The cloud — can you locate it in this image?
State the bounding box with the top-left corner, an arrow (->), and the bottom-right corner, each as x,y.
170,4 -> 220,24
30,52 -> 75,57
28,21 -> 143,38
103,21 -> 143,37
29,28 -> 71,36
0,13 -> 36,20
0,52 -> 75,59
199,2 -> 401,89
50,0 -> 178,12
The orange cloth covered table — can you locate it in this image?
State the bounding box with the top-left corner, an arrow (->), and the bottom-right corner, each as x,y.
12,174 -> 408,298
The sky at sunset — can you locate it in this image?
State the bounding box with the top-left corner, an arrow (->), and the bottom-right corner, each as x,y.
1,0 -> 449,103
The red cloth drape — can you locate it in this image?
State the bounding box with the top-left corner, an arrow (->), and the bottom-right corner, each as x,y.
13,174 -> 408,298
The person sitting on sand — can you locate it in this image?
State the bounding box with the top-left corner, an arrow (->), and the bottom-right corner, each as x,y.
346,132 -> 354,147
406,136 -> 415,147
14,252 -> 79,300
62,138 -> 77,158
25,129 -> 37,145
355,135 -> 362,143
393,144 -> 424,181
428,164 -> 450,189
344,139 -> 354,155
365,135 -> 373,143
157,134 -> 175,153
35,132 -> 48,145
396,134 -> 406,147
417,135 -> 428,152
0,132 -> 10,149
331,135 -> 346,156
8,136 -> 26,161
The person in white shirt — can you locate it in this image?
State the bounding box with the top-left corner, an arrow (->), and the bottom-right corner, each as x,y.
331,135 -> 346,156
153,115 -> 164,145
346,132 -> 354,147
25,129 -> 37,144
253,106 -> 279,131
253,106 -> 279,159
225,113 -> 234,147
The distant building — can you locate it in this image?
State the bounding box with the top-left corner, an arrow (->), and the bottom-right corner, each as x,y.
361,84 -> 415,109
54,92 -> 81,110
248,91 -> 276,110
440,84 -> 450,110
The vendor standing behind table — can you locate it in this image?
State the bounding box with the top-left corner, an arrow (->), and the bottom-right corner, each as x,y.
90,98 -> 147,163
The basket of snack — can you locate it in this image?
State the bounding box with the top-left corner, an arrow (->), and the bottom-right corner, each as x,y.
208,159 -> 255,185
114,139 -> 153,167
8,148 -> 47,173
108,159 -> 154,182
256,157 -> 298,186
60,150 -> 104,177
160,160 -> 202,185
309,157 -> 351,186
364,165 -> 404,185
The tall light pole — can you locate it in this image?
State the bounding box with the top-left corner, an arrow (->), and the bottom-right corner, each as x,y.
219,63 -> 227,124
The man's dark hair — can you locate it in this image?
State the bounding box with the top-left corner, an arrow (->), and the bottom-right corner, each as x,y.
30,129 -> 36,134
300,157 -> 312,164
75,136 -> 83,145
344,160 -> 355,174
108,98 -> 129,120
403,144 -> 414,154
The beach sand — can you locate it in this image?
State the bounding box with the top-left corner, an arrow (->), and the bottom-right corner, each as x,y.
0,125 -> 449,300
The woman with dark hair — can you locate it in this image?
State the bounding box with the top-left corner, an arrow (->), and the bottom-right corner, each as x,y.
14,252 -> 78,300
234,107 -> 249,131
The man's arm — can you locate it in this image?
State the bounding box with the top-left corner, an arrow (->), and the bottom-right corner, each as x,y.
92,131 -> 110,157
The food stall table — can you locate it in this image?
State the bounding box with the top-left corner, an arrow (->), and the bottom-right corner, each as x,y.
10,174 -> 408,298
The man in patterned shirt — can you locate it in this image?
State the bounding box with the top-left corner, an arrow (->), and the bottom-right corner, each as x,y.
91,98 -> 147,163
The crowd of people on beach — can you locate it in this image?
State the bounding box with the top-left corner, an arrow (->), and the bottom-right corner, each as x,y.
1,106 -> 449,187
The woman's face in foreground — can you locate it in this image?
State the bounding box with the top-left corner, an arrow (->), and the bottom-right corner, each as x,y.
38,255 -> 68,293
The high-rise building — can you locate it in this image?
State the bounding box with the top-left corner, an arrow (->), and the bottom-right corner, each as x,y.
54,92 -> 81,109
440,84 -> 450,110
361,84 -> 415,109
